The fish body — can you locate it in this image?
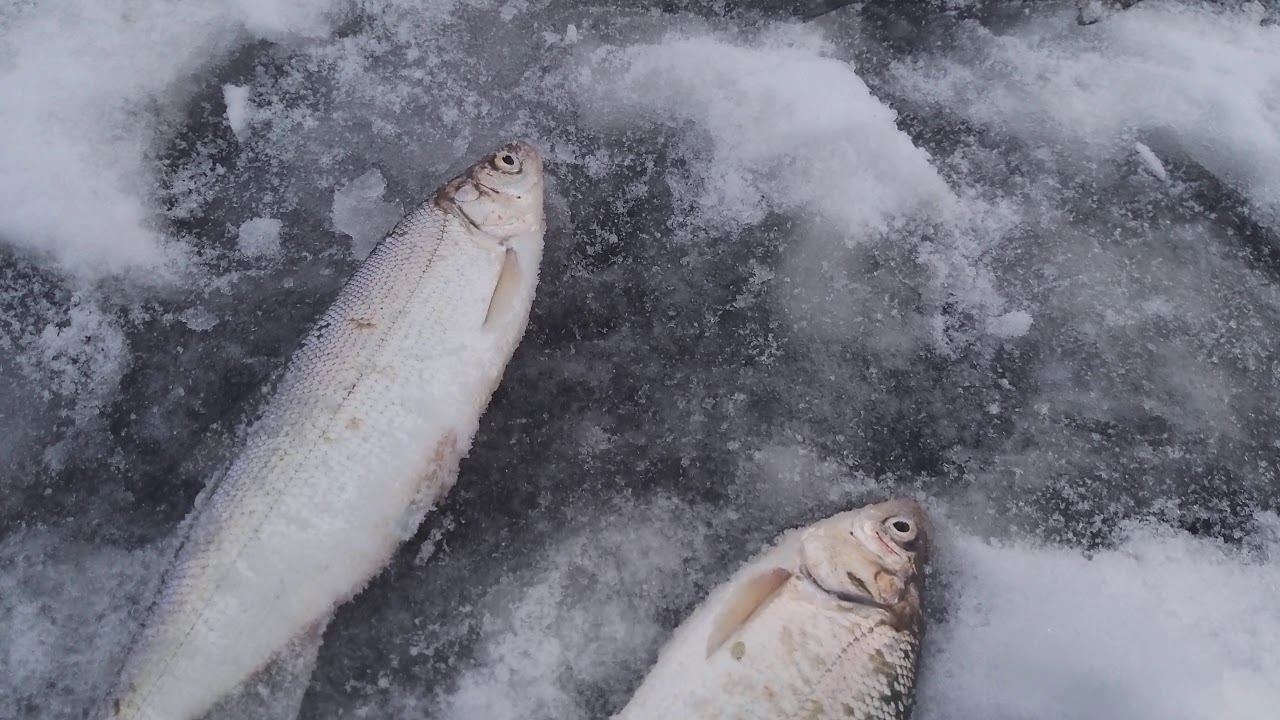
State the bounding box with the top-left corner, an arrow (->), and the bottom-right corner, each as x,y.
100,142 -> 547,720
615,498 -> 928,720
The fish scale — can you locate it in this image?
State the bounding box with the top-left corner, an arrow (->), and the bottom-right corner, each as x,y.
100,143 -> 546,720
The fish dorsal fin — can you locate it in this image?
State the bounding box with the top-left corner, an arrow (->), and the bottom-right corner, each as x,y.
483,247 -> 521,328
705,567 -> 792,658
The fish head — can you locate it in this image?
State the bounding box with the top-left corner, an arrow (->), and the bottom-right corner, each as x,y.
438,140 -> 546,239
797,497 -> 928,620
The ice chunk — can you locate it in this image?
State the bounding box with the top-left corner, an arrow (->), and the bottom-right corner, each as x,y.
178,306 -> 219,332
331,169 -> 404,261
236,216 -> 283,257
1133,141 -> 1167,181
223,83 -> 253,140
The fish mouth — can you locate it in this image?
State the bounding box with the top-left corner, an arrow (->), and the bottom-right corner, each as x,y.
798,564 -> 887,611
872,530 -> 904,560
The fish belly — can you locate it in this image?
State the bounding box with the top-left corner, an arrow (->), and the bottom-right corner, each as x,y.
103,201 -> 543,720
616,582 -> 919,720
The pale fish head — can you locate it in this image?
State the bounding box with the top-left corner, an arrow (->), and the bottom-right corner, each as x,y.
797,497 -> 928,623
437,140 -> 546,239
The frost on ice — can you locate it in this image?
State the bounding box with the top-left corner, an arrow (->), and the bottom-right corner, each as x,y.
237,217 -> 284,258
986,310 -> 1033,339
331,169 -> 405,261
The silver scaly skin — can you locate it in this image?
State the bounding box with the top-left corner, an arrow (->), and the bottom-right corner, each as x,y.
97,142 -> 547,720
615,498 -> 929,720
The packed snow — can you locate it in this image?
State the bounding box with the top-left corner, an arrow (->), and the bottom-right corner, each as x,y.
2,1 -> 1278,719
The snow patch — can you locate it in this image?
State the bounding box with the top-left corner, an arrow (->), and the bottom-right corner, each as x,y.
917,517 -> 1280,720
893,3 -> 1280,227
237,217 -> 283,258
986,310 -> 1033,339
0,0 -> 345,281
579,31 -> 954,233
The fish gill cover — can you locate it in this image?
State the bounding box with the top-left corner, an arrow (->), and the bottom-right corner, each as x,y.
0,0 -> 1277,719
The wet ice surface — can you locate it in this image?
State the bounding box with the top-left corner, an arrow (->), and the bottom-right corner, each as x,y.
2,0 -> 1279,718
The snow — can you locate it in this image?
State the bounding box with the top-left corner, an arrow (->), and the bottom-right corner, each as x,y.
917,513 -> 1280,719
237,217 -> 284,258
3,1 -> 1280,719
577,31 -> 954,233
0,0 -> 346,282
891,2 -> 1280,228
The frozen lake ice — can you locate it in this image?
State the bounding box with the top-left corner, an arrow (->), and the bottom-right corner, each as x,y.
1,1 -> 1278,718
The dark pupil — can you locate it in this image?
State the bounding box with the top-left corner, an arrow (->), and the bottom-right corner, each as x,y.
892,520 -> 911,534
500,154 -> 516,166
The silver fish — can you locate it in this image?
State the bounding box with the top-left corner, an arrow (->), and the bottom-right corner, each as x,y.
98,141 -> 547,720
615,498 -> 929,720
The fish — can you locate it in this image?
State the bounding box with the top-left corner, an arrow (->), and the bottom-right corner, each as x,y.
97,140 -> 547,720
614,498 -> 929,720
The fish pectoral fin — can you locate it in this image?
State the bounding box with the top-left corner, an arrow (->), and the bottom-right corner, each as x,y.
705,566 -> 792,658
483,247 -> 522,329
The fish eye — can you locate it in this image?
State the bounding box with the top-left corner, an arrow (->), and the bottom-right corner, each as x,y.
494,153 -> 521,173
884,516 -> 918,546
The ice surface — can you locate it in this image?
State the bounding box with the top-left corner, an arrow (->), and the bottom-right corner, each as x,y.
3,0 -> 1280,719
0,529 -> 170,718
331,169 -> 406,261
